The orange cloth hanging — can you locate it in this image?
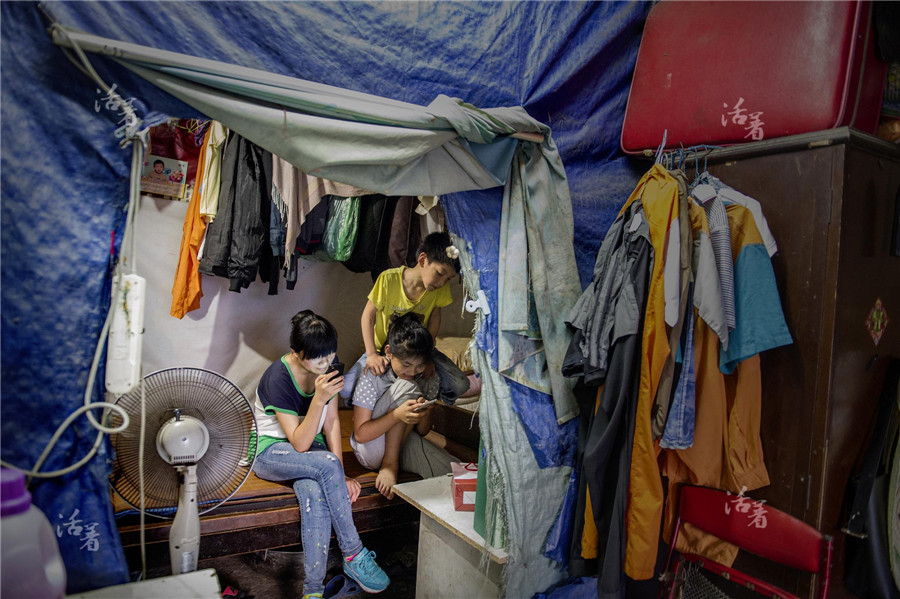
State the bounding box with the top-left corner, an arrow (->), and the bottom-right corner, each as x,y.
170,126 -> 212,319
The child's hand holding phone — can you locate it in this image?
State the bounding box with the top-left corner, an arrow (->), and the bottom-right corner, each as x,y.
394,399 -> 426,423
328,362 -> 345,376
412,398 -> 438,413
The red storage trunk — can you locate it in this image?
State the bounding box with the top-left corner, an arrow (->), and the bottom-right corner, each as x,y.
621,1 -> 887,155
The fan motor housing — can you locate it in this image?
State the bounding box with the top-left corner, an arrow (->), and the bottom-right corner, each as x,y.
156,414 -> 210,465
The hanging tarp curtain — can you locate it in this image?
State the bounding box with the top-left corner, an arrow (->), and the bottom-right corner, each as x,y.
51,24 -> 581,424
53,26 -> 528,194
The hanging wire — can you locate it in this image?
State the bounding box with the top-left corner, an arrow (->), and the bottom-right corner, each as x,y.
32,4 -> 154,577
8,3 -> 149,475
40,4 -> 143,147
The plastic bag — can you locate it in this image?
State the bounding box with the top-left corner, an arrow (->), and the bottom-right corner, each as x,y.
323,196 -> 360,261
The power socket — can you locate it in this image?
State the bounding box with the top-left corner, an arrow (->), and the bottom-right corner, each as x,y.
105,274 -> 146,396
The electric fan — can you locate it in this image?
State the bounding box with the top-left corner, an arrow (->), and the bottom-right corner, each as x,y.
108,367 -> 256,574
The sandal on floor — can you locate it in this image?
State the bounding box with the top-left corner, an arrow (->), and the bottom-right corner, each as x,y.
221,585 -> 254,599
323,574 -> 361,599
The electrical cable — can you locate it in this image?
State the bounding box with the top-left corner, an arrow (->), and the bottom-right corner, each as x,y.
7,5 -> 151,577
139,377 -> 147,579
416,433 -> 436,479
0,403 -> 130,481
42,13 -> 140,147
4,118 -> 149,484
56,17 -> 150,575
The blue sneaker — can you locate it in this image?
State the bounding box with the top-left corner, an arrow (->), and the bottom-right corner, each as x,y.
342,547 -> 390,593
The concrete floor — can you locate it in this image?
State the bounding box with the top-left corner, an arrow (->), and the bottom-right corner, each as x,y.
195,526 -> 419,599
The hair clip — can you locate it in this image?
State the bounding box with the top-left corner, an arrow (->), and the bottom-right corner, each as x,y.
445,245 -> 460,259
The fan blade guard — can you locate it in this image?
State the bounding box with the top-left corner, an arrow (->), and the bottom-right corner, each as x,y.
109,367 -> 257,517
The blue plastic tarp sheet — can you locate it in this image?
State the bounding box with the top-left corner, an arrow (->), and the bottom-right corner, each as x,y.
1,1 -> 649,592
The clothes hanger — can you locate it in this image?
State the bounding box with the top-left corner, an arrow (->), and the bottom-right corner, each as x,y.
654,129 -> 668,165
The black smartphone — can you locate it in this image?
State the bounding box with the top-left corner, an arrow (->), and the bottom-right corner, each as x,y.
328,362 -> 345,376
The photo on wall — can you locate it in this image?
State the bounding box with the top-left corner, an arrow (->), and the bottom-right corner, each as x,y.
140,154 -> 188,200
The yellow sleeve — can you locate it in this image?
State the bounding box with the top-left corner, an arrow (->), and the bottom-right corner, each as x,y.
368,268 -> 397,311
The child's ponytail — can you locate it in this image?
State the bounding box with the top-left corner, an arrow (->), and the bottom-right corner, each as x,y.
385,312 -> 433,360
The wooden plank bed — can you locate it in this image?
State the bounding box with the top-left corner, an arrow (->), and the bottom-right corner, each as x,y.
113,405 -> 478,571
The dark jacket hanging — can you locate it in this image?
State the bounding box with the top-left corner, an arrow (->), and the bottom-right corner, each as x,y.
386,196 -> 421,268
566,199 -> 653,599
199,132 -> 273,292
342,194 -> 398,280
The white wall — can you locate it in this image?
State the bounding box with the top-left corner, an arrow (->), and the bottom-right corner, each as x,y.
135,195 -> 473,402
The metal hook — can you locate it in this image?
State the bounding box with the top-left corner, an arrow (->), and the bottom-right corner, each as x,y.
694,148 -> 701,184
654,129 -> 668,165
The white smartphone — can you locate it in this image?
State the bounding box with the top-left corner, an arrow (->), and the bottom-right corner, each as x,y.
412,398 -> 439,412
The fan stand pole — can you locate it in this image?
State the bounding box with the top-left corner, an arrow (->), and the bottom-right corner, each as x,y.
169,464 -> 200,574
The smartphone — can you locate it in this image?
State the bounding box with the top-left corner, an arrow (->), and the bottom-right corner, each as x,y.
412,398 -> 439,412
327,362 -> 345,376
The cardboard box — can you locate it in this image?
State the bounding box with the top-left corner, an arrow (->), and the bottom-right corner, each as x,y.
451,462 -> 477,511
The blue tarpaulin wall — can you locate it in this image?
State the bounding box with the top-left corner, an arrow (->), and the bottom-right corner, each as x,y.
1,1 -> 649,592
